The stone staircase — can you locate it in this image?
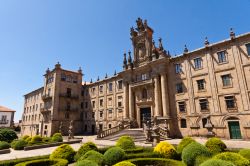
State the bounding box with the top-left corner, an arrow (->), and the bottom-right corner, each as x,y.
99,128 -> 146,142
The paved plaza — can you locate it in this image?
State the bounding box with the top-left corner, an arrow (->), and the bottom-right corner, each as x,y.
1,136 -> 250,161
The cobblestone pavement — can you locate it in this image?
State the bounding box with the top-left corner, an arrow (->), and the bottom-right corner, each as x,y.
1,136 -> 250,161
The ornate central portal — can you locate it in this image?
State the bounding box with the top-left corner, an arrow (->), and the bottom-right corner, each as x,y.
140,107 -> 151,127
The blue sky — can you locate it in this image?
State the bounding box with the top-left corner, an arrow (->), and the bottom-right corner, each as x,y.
0,0 -> 250,122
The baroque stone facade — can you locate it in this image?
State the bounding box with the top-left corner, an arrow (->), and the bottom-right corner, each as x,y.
21,18 -> 250,140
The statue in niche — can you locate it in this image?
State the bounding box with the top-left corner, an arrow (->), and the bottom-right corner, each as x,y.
137,43 -> 146,60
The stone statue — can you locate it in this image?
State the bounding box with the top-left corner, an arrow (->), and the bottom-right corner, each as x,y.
136,17 -> 145,32
68,120 -> 74,140
59,121 -> 63,134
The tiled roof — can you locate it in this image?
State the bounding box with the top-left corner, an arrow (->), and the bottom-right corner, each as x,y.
0,106 -> 15,112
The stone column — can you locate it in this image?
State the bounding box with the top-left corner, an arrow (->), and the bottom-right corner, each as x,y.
154,76 -> 161,116
129,85 -> 135,119
161,74 -> 170,117
123,82 -> 129,119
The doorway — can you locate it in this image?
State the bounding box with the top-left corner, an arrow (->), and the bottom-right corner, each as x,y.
228,121 -> 242,139
140,107 -> 151,127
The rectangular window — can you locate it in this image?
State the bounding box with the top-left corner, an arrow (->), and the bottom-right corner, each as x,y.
246,43 -> 250,55
225,96 -> 236,109
199,99 -> 208,111
178,102 -> 186,112
180,119 -> 187,128
85,102 -> 88,109
175,64 -> 182,74
197,79 -> 205,91
92,112 -> 95,118
100,111 -> 103,118
99,86 -> 103,93
81,102 -> 84,109
221,74 -> 231,87
92,88 -> 96,95
108,98 -> 112,106
118,80 -> 123,90
100,99 -> 103,107
194,57 -> 202,69
176,83 -> 183,93
108,83 -> 113,92
217,51 -> 227,63
61,74 -> 66,81
92,101 -> 95,108
108,109 -> 112,114
118,96 -> 123,107
141,73 -> 147,81
67,88 -> 71,97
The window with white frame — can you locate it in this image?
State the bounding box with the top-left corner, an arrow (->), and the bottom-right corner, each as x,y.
194,57 -> 202,69
217,51 -> 227,63
221,74 -> 231,87
175,64 -> 182,74
246,43 -> 250,55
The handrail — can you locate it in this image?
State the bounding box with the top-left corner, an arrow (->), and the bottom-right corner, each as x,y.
158,126 -> 169,139
97,121 -> 130,139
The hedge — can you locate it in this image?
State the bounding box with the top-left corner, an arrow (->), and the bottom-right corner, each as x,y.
154,141 -> 177,159
200,159 -> 236,166
0,128 -> 18,143
11,139 -> 27,150
75,142 -> 98,161
50,144 -> 75,163
127,158 -> 186,166
205,137 -> 227,154
78,150 -> 104,165
116,136 -> 136,150
214,152 -> 250,166
103,147 -> 125,166
51,133 -> 63,142
114,161 -> 136,166
75,160 -> 98,166
176,137 -> 196,154
15,158 -> 68,166
182,142 -> 212,166
238,149 -> 250,160
123,152 -> 161,160
0,141 -> 10,150
124,147 -> 144,154
0,155 -> 49,166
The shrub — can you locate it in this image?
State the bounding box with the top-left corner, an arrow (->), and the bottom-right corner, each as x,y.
43,137 -> 52,143
200,159 -> 236,166
153,141 -> 177,159
124,147 -> 143,153
78,150 -> 104,165
24,137 -> 31,143
75,160 -> 98,166
124,152 -> 161,160
75,142 -> 98,161
114,161 -> 136,166
0,155 -> 49,166
238,149 -> 250,160
214,152 -> 250,166
128,158 -> 186,166
194,155 -> 211,166
22,135 -> 30,140
50,144 -> 76,163
0,128 -> 18,143
98,146 -> 114,154
116,136 -> 136,150
176,137 -> 196,154
205,137 -> 227,154
182,142 -> 211,166
11,139 -> 27,150
28,135 -> 43,145
103,147 -> 125,166
15,158 -> 68,166
0,141 -> 10,150
51,133 -> 63,142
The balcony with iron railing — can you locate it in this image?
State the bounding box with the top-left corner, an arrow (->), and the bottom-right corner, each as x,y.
42,94 -> 52,101
59,93 -> 79,100
40,107 -> 51,114
130,78 -> 152,87
0,120 -> 9,124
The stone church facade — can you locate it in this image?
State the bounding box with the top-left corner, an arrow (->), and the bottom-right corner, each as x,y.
21,18 -> 250,140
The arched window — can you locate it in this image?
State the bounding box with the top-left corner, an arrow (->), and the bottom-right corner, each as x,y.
181,119 -> 187,128
142,88 -> 147,99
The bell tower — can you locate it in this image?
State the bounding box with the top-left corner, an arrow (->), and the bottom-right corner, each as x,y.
130,18 -> 154,67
